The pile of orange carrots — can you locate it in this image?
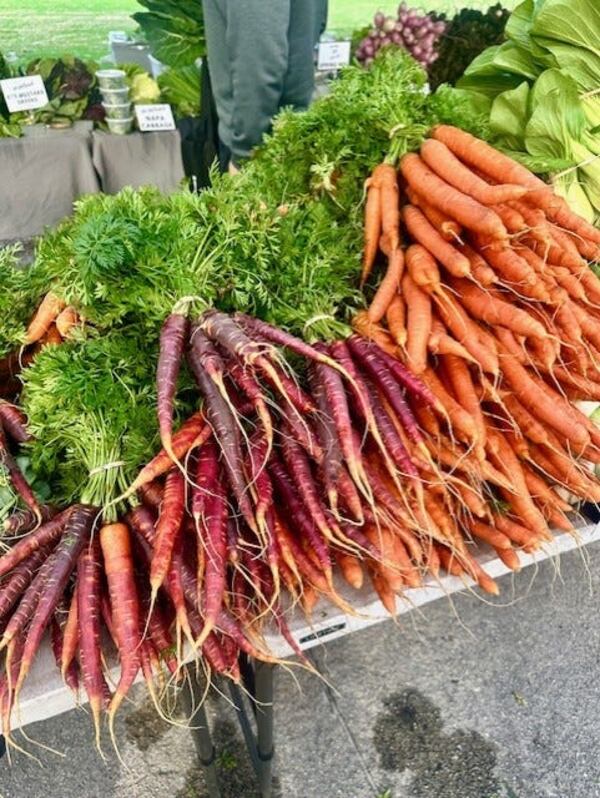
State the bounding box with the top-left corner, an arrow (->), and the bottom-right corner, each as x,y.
357,124 -> 600,578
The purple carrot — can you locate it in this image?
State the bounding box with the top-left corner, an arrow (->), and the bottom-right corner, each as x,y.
188,330 -> 257,533
199,309 -> 265,363
339,524 -> 382,561
76,536 -> 110,746
50,605 -> 79,693
364,383 -> 418,478
336,466 -> 365,523
196,473 -> 228,647
226,518 -> 240,565
268,457 -> 332,580
191,437 -> 220,528
0,507 -> 72,579
279,429 -> 337,544
261,362 -> 317,415
234,313 -> 340,367
0,422 -> 41,518
312,344 -> 371,496
157,309 -> 190,459
15,504 -> 96,694
0,543 -> 54,620
3,504 -> 56,535
347,335 -> 424,446
247,430 -> 273,532
1,548 -> 57,655
350,335 -> 437,409
228,360 -> 273,447
307,363 -> 343,509
0,402 -> 31,444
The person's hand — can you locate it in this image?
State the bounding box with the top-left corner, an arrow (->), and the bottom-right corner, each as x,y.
228,161 -> 240,176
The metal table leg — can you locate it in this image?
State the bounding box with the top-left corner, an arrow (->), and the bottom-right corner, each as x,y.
227,660 -> 275,798
254,662 -> 275,798
181,668 -> 221,798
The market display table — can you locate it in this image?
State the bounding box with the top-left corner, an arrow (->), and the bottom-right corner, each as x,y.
0,128 -> 185,240
4,519 -> 599,797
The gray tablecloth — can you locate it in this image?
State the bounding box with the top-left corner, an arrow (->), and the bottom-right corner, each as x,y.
92,131 -> 185,194
0,128 -> 185,240
0,132 -> 100,240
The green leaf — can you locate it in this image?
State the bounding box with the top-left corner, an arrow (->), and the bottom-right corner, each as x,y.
491,41 -> 543,80
530,38 -> 600,92
490,81 -> 530,150
157,65 -> 201,118
505,0 -> 535,50
532,0 -> 600,58
525,69 -> 586,160
133,0 -> 205,67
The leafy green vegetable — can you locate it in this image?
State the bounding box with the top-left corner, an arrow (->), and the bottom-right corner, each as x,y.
21,330 -> 160,516
157,65 -> 201,118
133,0 -> 205,67
445,0 -> 600,221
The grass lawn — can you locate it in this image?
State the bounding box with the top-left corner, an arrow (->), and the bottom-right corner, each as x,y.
0,0 -> 516,62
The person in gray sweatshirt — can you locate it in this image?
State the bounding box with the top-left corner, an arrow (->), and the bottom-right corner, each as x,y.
202,0 -> 328,172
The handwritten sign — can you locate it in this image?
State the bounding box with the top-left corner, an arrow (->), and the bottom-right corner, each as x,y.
317,40 -> 351,72
134,103 -> 176,132
0,75 -> 49,113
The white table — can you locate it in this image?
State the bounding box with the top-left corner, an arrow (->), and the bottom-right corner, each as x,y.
12,520 -> 600,730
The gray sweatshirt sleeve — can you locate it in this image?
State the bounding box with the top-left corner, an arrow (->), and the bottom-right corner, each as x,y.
225,0 -> 291,164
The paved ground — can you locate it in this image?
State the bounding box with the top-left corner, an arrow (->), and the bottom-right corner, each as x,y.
1,541 -> 599,798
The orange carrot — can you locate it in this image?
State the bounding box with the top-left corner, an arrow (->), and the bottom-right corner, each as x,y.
55,306 -> 80,338
406,187 -> 462,241
440,354 -> 485,459
386,293 -> 407,347
428,317 -> 476,362
25,292 -> 66,344
450,278 -> 547,340
335,550 -> 364,590
125,413 -> 209,496
468,520 -> 511,550
372,163 -> 400,252
460,243 -> 496,286
100,522 -> 141,728
400,153 -> 508,240
422,367 -> 477,445
525,189 -> 600,245
431,125 -> 548,193
405,243 -> 442,293
496,547 -> 521,571
352,310 -> 397,355
402,272 -> 431,375
492,513 -> 539,548
41,325 -> 63,346
402,205 -> 470,277
420,139 -> 527,205
361,184 -> 382,286
368,247 -> 405,323
434,293 -> 500,374
60,592 -> 79,681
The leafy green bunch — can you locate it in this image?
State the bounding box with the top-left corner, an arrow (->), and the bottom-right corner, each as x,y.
0,245 -> 49,360
445,0 -> 600,221
21,330 -> 161,517
35,187 -> 216,333
133,0 -> 205,68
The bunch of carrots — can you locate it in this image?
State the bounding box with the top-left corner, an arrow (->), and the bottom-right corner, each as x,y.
358,123 -> 600,573
0,295 -> 81,401
0,124 -> 599,754
0,303 -> 522,752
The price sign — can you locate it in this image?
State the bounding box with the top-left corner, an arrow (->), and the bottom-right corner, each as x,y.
317,40 -> 351,72
134,104 -> 176,132
0,75 -> 49,113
